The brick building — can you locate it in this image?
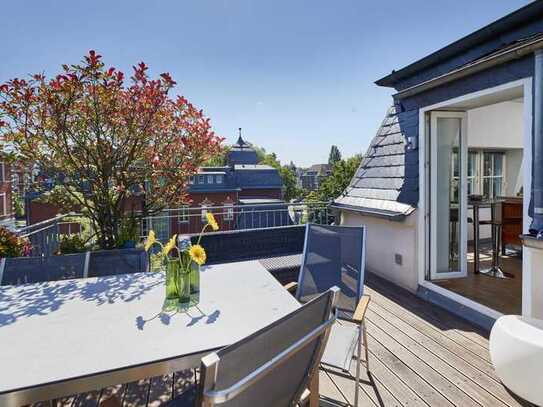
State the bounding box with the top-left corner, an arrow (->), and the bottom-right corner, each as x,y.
170,133 -> 285,235
0,158 -> 14,226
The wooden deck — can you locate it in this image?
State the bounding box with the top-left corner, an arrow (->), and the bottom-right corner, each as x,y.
37,274 -> 532,407
434,245 -> 523,315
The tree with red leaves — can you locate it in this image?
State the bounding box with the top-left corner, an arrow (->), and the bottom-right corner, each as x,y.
0,51 -> 223,249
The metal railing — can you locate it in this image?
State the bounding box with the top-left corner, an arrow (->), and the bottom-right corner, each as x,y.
140,201 -> 333,242
15,214 -> 68,257
13,202 -> 334,255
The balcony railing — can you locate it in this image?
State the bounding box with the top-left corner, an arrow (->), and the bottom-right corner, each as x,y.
141,201 -> 333,242
13,201 -> 333,256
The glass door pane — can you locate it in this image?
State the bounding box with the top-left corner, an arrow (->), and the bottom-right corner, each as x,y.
430,113 -> 468,279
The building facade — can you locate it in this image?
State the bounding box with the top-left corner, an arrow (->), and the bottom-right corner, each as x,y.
0,159 -> 14,226
168,134 -> 285,235
297,164 -> 331,191
334,0 -> 543,328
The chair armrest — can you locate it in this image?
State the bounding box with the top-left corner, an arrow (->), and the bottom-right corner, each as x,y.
352,295 -> 371,324
284,281 -> 298,294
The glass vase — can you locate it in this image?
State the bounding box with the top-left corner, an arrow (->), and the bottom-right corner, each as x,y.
177,266 -> 191,312
189,262 -> 200,306
163,258 -> 181,312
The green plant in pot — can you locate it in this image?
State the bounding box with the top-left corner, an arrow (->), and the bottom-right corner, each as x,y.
116,215 -> 139,249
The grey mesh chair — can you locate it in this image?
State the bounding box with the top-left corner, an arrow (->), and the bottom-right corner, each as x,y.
0,253 -> 88,286
284,223 -> 370,407
102,288 -> 339,407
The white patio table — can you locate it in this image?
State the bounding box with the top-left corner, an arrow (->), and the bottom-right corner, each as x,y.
0,260 -> 300,406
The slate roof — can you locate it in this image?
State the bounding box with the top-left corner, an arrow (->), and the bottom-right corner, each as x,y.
227,133 -> 259,166
333,105 -> 416,220
234,165 -> 282,189
307,163 -> 331,175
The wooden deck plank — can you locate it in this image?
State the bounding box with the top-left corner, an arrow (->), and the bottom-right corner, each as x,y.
318,369 -> 349,407
323,366 -> 377,407
367,275 -> 491,348
369,297 -> 496,378
98,384 -> 126,406
362,347 -> 430,407
71,389 -> 102,407
54,398 -> 77,407
122,379 -> 150,407
172,370 -> 197,399
147,374 -> 174,407
365,324 -> 456,407
366,308 -> 512,407
367,317 -> 481,407
365,278 -> 491,360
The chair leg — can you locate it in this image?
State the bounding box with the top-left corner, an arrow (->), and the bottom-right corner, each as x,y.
354,328 -> 362,407
309,369 -> 320,407
363,321 -> 370,372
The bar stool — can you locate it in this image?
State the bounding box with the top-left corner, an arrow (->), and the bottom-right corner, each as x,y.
478,201 -> 513,279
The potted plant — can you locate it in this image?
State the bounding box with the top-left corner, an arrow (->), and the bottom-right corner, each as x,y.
0,226 -> 31,258
144,212 -> 219,312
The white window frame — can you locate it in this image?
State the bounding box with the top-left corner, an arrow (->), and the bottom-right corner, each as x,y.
207,175 -> 214,184
201,205 -> 209,223
216,175 -> 223,184
0,192 -> 5,216
451,150 -> 506,200
178,206 -> 189,223
198,175 -> 205,184
224,204 -> 234,221
480,151 -> 506,199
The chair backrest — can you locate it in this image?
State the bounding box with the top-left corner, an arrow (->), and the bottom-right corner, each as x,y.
296,224 -> 366,319
87,248 -> 148,277
0,253 -> 87,286
198,287 -> 339,407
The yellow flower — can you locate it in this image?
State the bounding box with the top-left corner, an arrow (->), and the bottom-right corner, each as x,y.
206,212 -> 219,231
189,244 -> 207,265
163,234 -> 178,256
144,230 -> 157,252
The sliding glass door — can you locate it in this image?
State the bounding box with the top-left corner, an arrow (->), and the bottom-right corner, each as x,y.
429,112 -> 468,279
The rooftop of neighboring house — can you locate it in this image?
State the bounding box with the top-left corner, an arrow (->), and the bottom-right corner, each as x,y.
189,132 -> 283,193
299,163 -> 331,177
226,130 -> 259,166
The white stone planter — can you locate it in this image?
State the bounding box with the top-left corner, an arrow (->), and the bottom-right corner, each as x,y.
489,315 -> 543,406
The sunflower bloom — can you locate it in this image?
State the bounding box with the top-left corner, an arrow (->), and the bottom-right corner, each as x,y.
163,234 -> 178,256
144,230 -> 157,252
189,244 -> 207,265
206,212 -> 219,231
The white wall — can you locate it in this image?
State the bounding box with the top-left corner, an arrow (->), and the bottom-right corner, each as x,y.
467,101 -> 523,149
341,209 -> 419,293
466,101 -> 524,240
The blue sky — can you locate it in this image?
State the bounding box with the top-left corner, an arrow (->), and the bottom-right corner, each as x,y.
0,0 -> 533,167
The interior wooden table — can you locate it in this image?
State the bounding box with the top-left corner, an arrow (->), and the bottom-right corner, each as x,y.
0,260 -> 300,406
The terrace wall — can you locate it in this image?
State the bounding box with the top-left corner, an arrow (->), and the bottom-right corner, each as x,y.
341,209 -> 419,293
